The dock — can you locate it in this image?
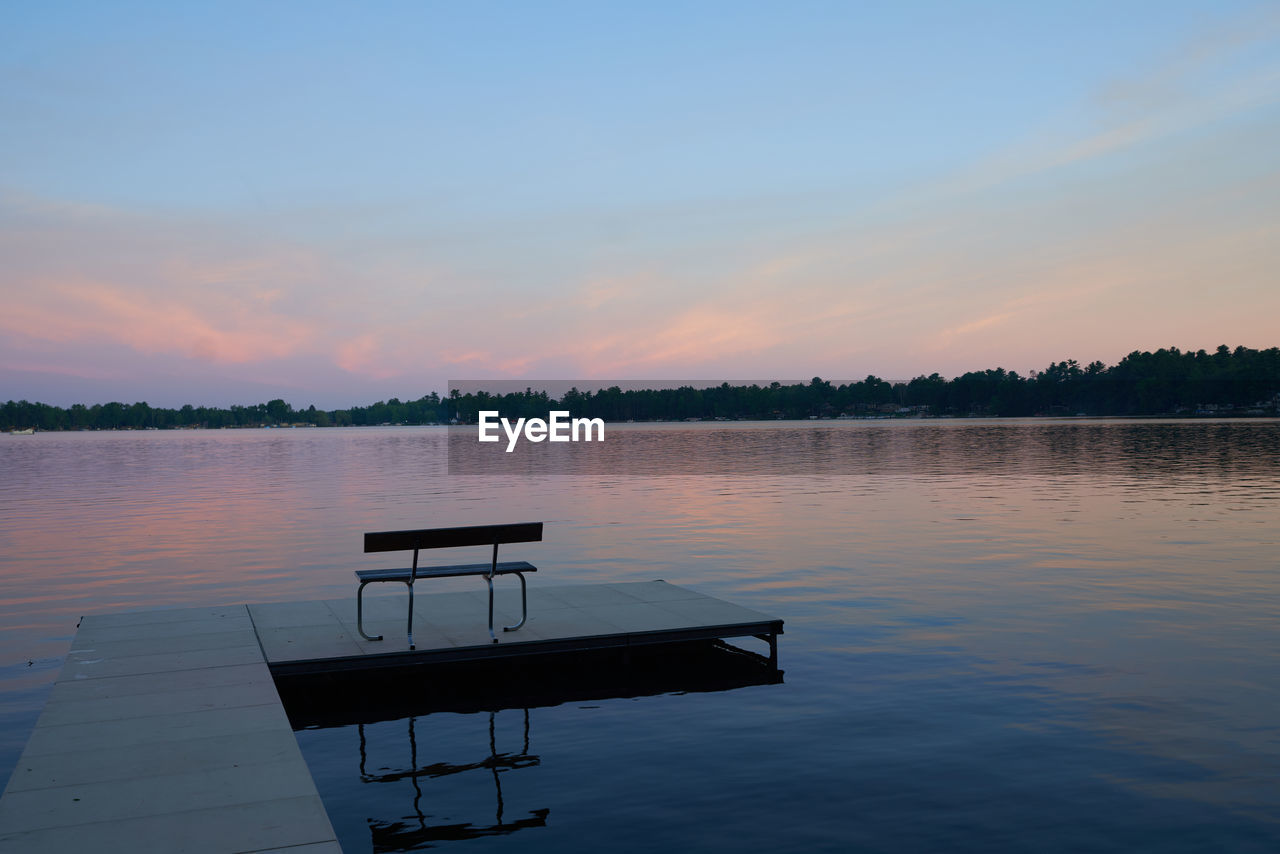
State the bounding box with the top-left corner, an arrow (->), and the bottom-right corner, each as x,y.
0,581 -> 782,853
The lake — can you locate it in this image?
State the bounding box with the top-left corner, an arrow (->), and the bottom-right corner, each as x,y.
2,420 -> 1279,852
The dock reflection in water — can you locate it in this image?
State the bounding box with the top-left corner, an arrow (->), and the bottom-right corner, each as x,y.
359,710 -> 546,850
280,641 -> 782,853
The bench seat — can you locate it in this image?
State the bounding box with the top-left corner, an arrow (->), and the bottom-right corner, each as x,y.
356,561 -> 537,583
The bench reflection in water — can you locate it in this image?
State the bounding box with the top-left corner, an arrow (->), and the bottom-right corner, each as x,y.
279,639 -> 783,852
360,709 -> 545,849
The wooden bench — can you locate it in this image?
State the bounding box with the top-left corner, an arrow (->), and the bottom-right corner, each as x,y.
357,522 -> 543,649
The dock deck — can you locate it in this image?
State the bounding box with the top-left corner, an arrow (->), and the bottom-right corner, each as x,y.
0,581 -> 781,853
255,580 -> 781,675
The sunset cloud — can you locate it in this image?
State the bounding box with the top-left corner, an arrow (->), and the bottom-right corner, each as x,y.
1,4 -> 1277,407
4,279 -> 314,364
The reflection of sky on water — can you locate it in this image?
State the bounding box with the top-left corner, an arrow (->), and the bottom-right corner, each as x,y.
449,418 -> 1280,479
286,642 -> 782,852
298,657 -> 1278,853
1,421 -> 1278,850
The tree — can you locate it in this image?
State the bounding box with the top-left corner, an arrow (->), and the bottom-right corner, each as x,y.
265,399 -> 292,424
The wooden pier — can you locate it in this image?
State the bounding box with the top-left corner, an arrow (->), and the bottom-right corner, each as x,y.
0,581 -> 782,853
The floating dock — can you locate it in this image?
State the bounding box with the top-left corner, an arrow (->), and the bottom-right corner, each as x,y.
0,581 -> 782,853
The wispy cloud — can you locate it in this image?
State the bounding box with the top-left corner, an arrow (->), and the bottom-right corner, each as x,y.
4,279 -> 314,363
942,312 -> 1015,339
920,7 -> 1280,204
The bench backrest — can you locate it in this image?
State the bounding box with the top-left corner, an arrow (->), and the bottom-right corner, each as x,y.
364,522 -> 543,555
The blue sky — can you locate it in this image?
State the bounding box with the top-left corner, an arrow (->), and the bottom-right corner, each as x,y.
3,1 -> 1278,407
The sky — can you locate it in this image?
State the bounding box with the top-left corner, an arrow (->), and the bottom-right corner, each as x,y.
2,1 -> 1279,409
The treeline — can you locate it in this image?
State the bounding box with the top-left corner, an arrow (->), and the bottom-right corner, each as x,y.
4,345 -> 1279,431
453,345 -> 1280,421
0,397 -> 444,431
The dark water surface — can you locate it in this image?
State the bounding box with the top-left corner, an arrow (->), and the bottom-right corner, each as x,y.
2,421 -> 1279,852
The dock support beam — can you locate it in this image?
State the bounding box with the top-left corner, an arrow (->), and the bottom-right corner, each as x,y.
754,631 -> 778,673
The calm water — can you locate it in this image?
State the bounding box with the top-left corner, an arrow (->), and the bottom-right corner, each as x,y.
2,421 -> 1279,852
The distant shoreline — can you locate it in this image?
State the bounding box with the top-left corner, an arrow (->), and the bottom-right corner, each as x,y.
5,345 -> 1278,431
9,413 -> 1280,435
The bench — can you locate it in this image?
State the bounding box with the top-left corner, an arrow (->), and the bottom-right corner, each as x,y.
356,522 -> 543,649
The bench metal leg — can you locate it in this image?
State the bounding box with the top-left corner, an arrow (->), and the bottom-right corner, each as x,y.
356,580 -> 384,642
358,578 -> 417,648
483,572 -> 530,642
503,572 -> 529,633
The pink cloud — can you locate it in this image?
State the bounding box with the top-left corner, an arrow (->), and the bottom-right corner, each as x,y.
4,278 -> 316,364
